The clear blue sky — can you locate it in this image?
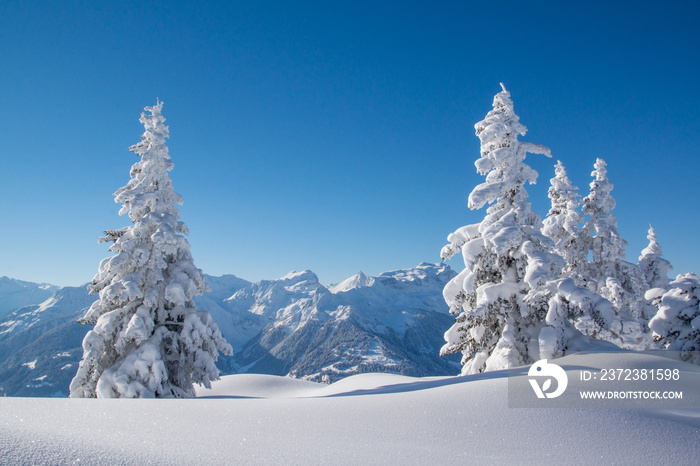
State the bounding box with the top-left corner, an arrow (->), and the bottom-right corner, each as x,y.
1,0 -> 699,287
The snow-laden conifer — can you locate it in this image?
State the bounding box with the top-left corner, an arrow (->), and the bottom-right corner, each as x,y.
70,102 -> 232,398
580,158 -> 652,349
581,158 -> 628,281
648,273 -> 700,364
542,160 -> 587,283
638,225 -> 673,291
440,84 -> 564,374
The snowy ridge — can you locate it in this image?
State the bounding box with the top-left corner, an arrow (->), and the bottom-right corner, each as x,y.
0,264 -> 459,396
0,277 -> 59,319
226,262 -> 460,382
0,285 -> 94,339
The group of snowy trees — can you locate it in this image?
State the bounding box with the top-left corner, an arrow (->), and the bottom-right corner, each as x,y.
441,84 -> 699,374
70,102 -> 232,398
70,89 -> 697,398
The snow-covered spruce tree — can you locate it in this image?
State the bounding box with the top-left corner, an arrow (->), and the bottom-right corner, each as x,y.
440,84 -> 568,374
581,158 -> 628,282
580,158 -> 651,349
70,102 -> 232,398
648,273 -> 700,364
638,225 -> 673,291
542,160 -> 587,283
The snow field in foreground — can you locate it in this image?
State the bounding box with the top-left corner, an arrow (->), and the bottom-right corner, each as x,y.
1,352 -> 699,465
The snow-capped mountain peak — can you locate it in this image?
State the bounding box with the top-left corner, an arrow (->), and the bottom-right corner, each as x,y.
329,271 -> 375,293
281,270 -> 321,293
228,263 -> 459,382
281,269 -> 318,283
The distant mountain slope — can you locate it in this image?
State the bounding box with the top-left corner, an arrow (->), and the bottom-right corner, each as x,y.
0,265 -> 459,396
229,263 -> 461,381
0,286 -> 96,397
191,274 -> 254,351
0,277 -> 59,319
0,315 -> 87,397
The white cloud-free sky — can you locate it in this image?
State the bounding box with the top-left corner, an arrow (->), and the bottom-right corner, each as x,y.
1,0 -> 699,286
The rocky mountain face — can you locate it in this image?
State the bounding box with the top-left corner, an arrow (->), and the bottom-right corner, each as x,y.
223,263 -> 460,382
0,264 -> 459,396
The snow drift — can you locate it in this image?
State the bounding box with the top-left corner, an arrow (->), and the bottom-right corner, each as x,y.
1,350 -> 698,464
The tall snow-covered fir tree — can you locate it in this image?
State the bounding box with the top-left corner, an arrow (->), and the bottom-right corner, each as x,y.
70,101 -> 232,398
542,160 -> 587,283
581,158 -> 628,282
638,225 -> 673,291
648,273 -> 700,365
581,158 -> 650,349
440,84 -> 566,374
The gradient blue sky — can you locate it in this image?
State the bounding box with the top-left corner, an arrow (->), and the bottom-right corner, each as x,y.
1,0 -> 699,286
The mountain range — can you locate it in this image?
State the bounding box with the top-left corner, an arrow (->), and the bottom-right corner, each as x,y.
0,263 -> 459,396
